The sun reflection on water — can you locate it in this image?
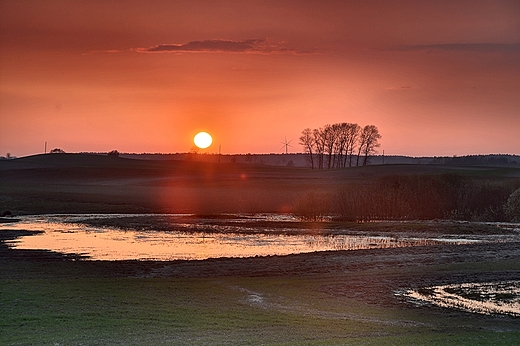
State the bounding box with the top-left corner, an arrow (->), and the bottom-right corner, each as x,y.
2,214 -> 485,261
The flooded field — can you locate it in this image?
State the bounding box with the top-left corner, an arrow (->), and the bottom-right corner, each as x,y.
0,214 -> 490,261
2,213 -> 519,344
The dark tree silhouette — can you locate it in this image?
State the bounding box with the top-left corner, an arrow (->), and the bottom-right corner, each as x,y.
505,188 -> 520,222
300,122 -> 379,169
107,150 -> 120,157
313,128 -> 326,169
357,125 -> 381,166
330,123 -> 360,168
345,123 -> 360,167
299,128 -> 315,169
322,124 -> 336,169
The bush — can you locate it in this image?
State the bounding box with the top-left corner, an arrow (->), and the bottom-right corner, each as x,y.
332,174 -> 520,222
292,191 -> 331,221
291,173 -> 520,222
505,188 -> 520,222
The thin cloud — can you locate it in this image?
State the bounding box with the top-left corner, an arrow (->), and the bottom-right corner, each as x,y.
394,43 -> 520,53
83,49 -> 126,55
135,39 -> 295,54
385,86 -> 413,90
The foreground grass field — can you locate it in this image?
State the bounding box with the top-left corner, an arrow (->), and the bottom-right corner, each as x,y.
2,276 -> 518,345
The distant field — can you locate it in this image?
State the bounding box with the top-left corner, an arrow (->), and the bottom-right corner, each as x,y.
1,153 -> 318,214
2,153 -> 519,215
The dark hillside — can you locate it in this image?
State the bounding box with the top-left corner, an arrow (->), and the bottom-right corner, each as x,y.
0,153 -> 319,183
119,152 -> 520,168
1,154 -> 334,214
1,154 -> 519,218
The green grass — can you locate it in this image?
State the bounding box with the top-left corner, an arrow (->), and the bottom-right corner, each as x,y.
2,273 -> 519,345
0,277 -> 382,345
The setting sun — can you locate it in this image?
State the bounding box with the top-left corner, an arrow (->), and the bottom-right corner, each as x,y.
194,132 -> 213,149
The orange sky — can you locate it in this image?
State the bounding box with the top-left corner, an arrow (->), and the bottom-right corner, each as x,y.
1,0 -> 519,157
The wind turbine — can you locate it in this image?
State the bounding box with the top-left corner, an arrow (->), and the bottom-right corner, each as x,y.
280,137 -> 293,154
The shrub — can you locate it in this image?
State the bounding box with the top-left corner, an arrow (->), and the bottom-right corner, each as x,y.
292,191 -> 331,221
333,174 -> 519,222
505,188 -> 520,222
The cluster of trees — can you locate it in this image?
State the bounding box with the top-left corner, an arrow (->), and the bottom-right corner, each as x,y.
431,155 -> 520,166
299,123 -> 381,169
1,153 -> 16,160
293,173 -> 520,222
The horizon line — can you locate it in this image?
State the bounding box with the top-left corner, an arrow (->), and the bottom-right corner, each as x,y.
4,151 -> 520,160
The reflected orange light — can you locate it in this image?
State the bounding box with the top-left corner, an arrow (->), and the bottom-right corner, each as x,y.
1,216 -> 480,261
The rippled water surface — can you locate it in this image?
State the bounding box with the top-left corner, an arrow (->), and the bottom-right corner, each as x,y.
1,214 -> 486,261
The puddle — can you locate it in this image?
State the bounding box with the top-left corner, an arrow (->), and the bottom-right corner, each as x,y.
398,281 -> 520,317
1,214 -> 485,261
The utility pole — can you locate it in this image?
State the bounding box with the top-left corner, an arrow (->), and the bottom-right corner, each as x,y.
382,149 -> 385,165
45,141 -> 47,154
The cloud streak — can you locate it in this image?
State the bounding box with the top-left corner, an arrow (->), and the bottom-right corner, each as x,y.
394,42 -> 520,53
136,38 -> 294,54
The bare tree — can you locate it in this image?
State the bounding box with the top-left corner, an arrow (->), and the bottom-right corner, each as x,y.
300,122 -> 376,169
322,124 -> 336,169
331,123 -> 348,168
345,123 -> 361,167
299,128 -> 315,169
357,125 -> 381,166
333,123 -> 360,168
313,128 -> 326,169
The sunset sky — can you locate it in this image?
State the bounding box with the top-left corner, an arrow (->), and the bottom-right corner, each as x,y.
1,0 -> 519,157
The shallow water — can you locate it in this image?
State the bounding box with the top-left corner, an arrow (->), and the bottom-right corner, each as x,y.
1,214 -> 486,261
400,281 -> 520,317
